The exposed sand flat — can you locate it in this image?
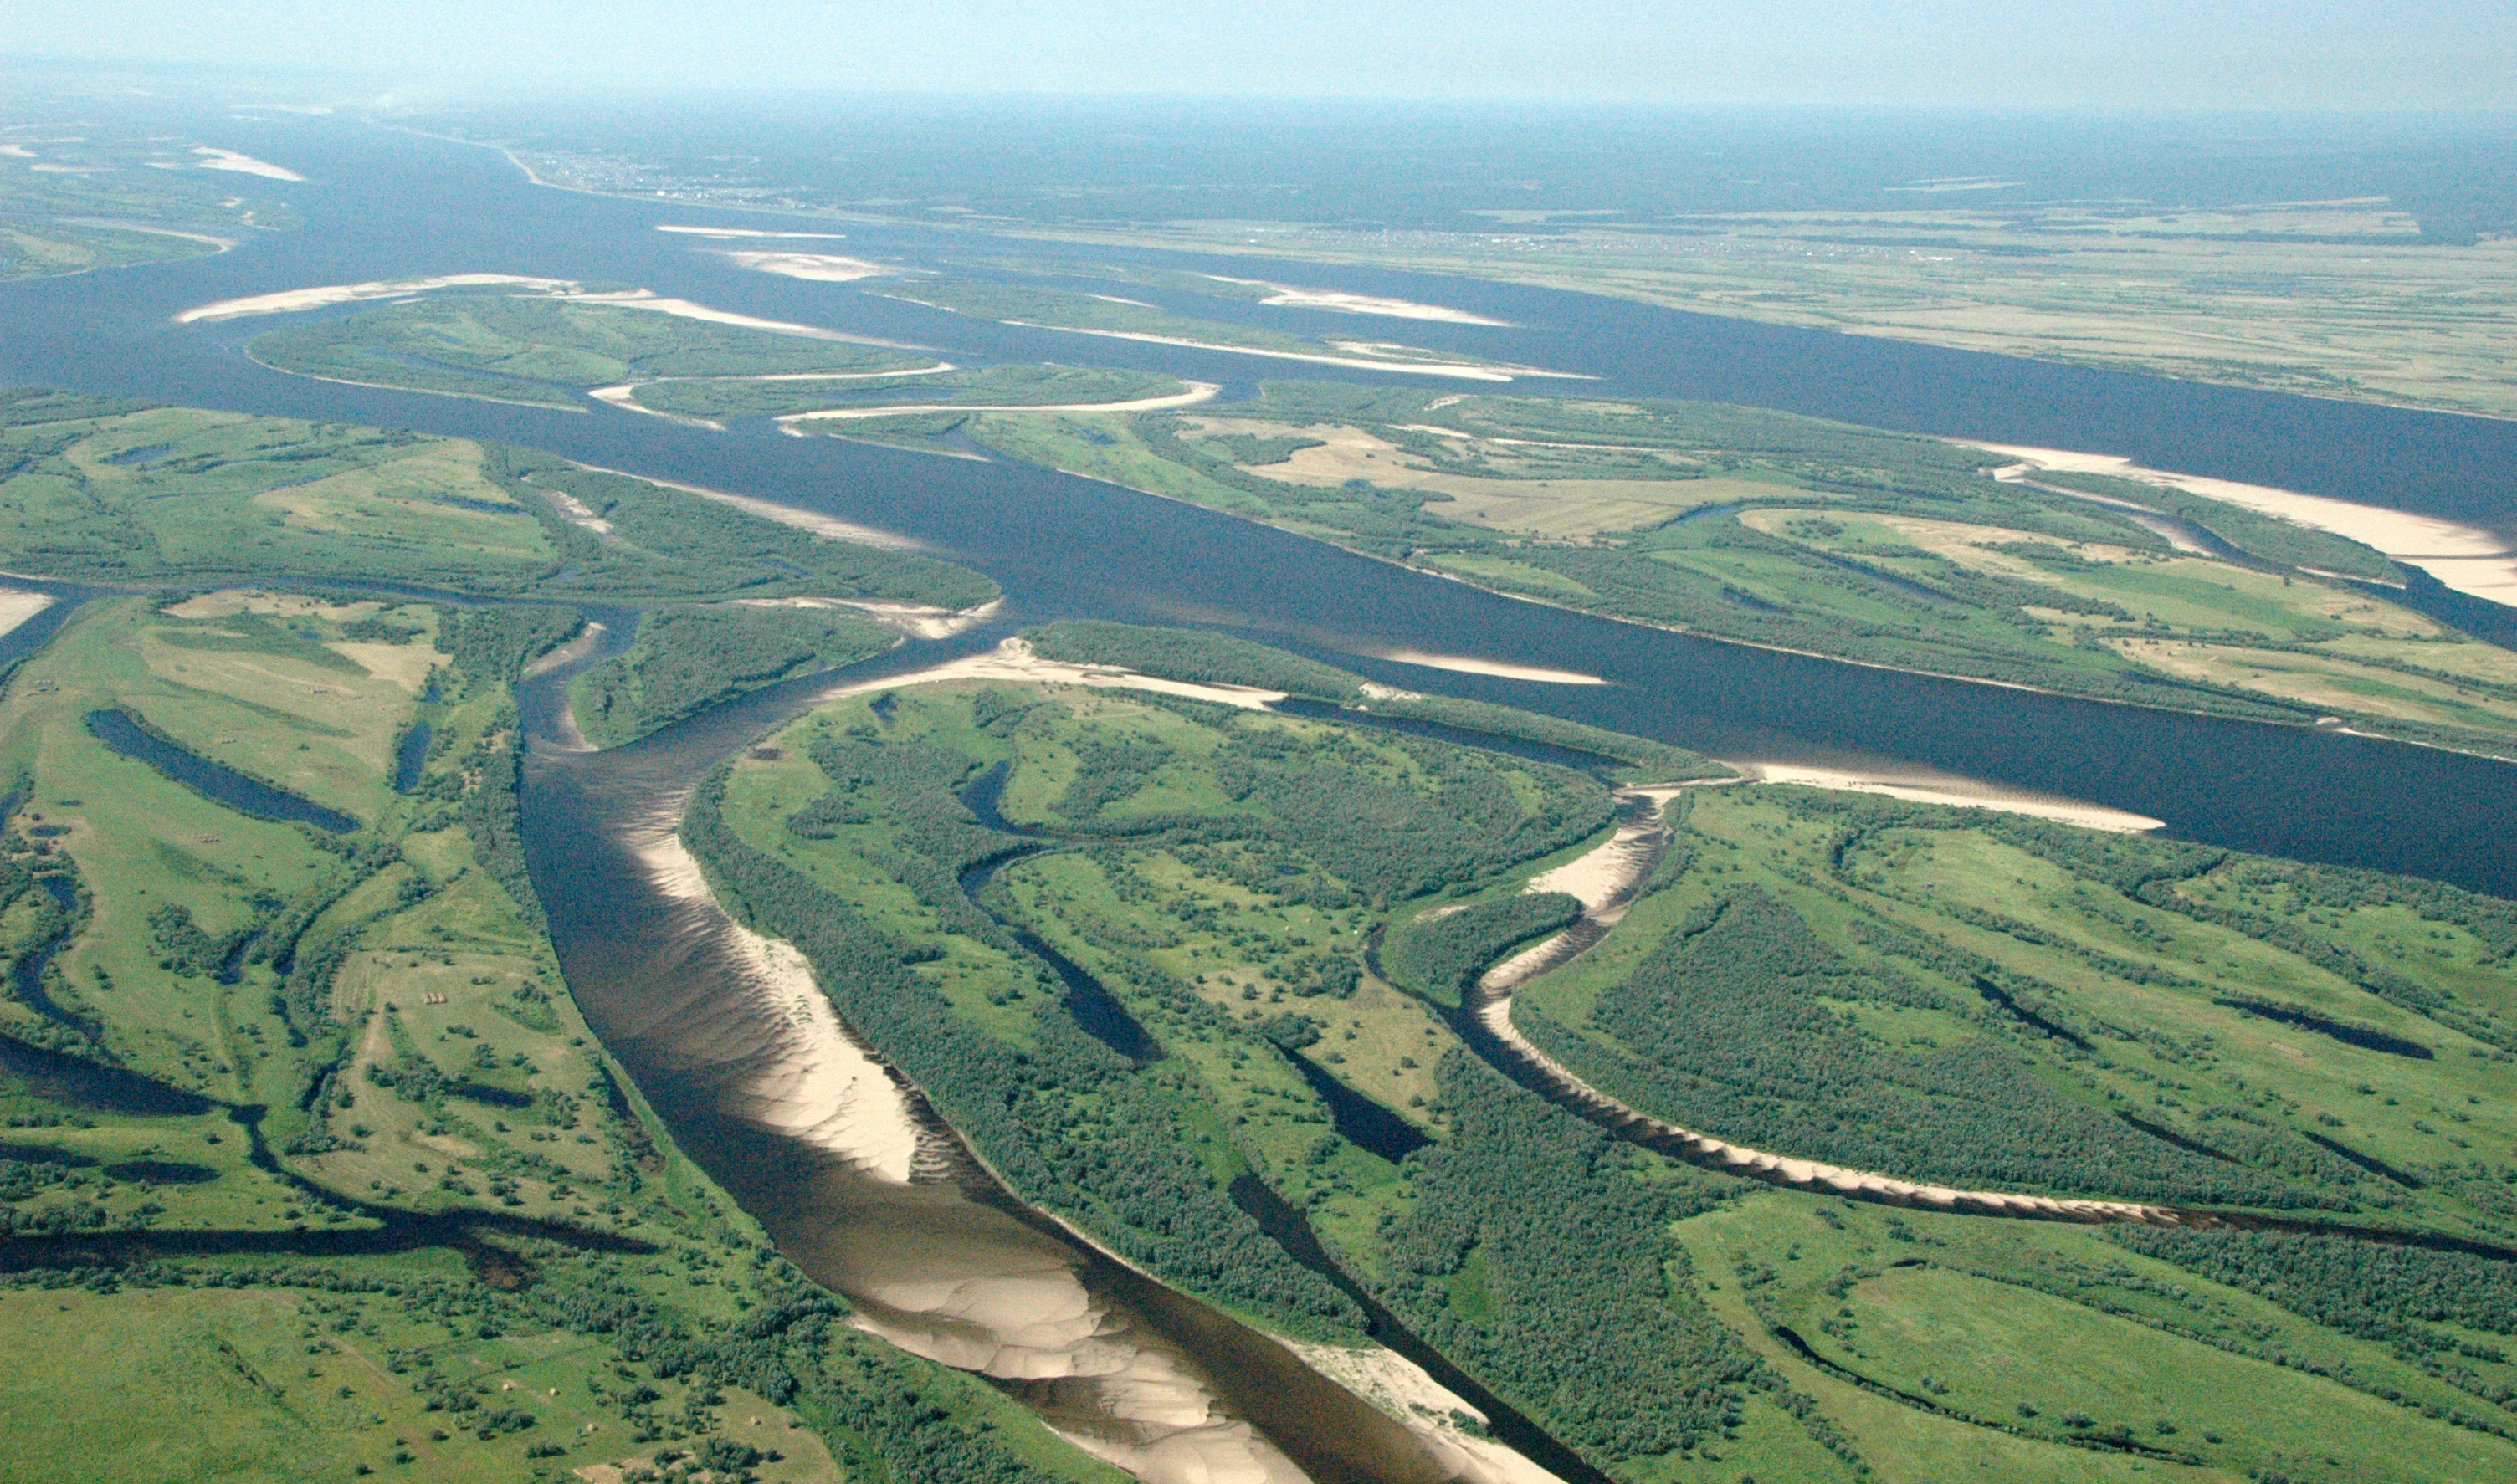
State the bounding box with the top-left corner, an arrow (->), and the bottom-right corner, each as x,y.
658,224 -> 851,239
176,273 -> 578,323
63,218 -> 238,252
731,595 -> 1005,642
1975,442 -> 2517,607
1287,1343 -> 1566,1484
561,461 -> 927,552
1743,762 -> 2166,832
779,380 -> 1221,427
1209,274 -> 1514,326
0,590 -> 54,639
721,250 -> 898,282
563,288 -> 919,346
888,299 -> 1580,381
0,144 -> 33,159
1525,787 -> 1688,913
189,146 -> 305,182
823,637 -> 1288,712
635,826 -> 925,1182
1378,650 -> 1605,685
521,621 -> 607,683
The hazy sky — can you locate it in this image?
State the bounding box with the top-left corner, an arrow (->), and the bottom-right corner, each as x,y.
8,1 -> 2513,110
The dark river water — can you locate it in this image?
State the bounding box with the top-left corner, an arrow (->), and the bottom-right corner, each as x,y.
8,105 -> 2517,1483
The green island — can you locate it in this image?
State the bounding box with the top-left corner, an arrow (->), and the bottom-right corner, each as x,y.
244,295 -> 934,411
640,362 -> 1192,423
874,381 -> 2517,755
0,389 -> 997,747
0,389 -> 1109,1482
0,125 -> 287,281
687,619 -> 2517,1484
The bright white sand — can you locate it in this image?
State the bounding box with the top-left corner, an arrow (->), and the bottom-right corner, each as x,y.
1288,1343 -> 1566,1484
658,225 -> 850,239
1209,274 -> 1514,326
823,637 -> 1288,711
730,595 -> 1002,642
635,826 -> 924,1181
720,250 -> 897,282
779,380 -> 1220,427
189,146 -> 305,182
566,289 -> 913,345
1743,762 -> 2165,832
176,273 -> 577,323
0,590 -> 54,639
563,461 -> 928,552
1976,442 -> 2517,607
1378,650 -> 1605,685
0,143 -> 32,159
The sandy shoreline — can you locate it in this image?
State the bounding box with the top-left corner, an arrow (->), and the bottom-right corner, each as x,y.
1376,650 -> 1604,685
659,224 -> 851,239
1286,1343 -> 1566,1484
720,250 -> 897,282
1208,274 -> 1514,326
1973,442 -> 2517,607
177,273 -> 578,323
1740,761 -> 2166,832
560,460 -> 929,552
778,380 -> 1221,427
733,594 -> 1005,642
0,589 -> 54,641
191,146 -> 303,182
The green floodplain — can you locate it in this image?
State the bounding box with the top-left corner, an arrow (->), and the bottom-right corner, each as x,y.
0,125 -> 288,282
847,379 -> 2517,758
687,617 -> 2517,1484
0,384 -> 2508,1484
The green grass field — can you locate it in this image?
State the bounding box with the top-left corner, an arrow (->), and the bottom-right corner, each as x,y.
691,648 -> 2517,1481
0,124 -> 286,282
247,295 -> 928,409
940,383 -> 2517,755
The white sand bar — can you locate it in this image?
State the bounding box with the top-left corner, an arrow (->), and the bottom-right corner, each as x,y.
1378,650 -> 1605,685
1743,762 -> 2165,832
177,273 -> 578,323
1209,274 -> 1514,326
564,461 -> 929,553
779,380 -> 1219,427
720,250 -> 898,282
1974,442 -> 2517,607
1289,1343 -> 1566,1484
0,590 -> 54,640
659,224 -> 850,239
191,146 -> 303,182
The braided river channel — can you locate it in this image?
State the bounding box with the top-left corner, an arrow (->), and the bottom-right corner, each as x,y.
8,106 -> 2517,1482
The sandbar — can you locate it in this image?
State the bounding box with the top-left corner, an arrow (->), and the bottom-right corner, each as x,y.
190,146 -> 305,182
1209,274 -> 1514,326
1377,650 -> 1605,685
1287,1343 -> 1565,1484
731,595 -> 1004,642
0,589 -> 54,640
560,461 -> 928,553
1974,442 -> 2517,607
176,273 -> 578,324
1741,761 -> 2165,832
779,380 -> 1220,427
658,225 -> 850,239
720,250 -> 898,282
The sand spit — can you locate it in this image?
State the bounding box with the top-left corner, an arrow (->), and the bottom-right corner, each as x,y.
633,826 -> 925,1182
1019,326 -> 1576,381
1741,762 -> 2166,833
1471,784 -> 2185,1225
778,380 -> 1221,427
64,218 -> 238,252
1288,1343 -> 1566,1484
1975,442 -> 2517,607
820,637 -> 1288,712
561,461 -> 927,552
658,224 -> 850,239
720,250 -> 898,282
1476,985 -> 2181,1223
177,273 -> 578,323
1377,650 -> 1606,685
0,590 -> 54,640
191,146 -> 303,182
521,622 -> 607,688
564,288 -> 917,346
1209,275 -> 1514,326
732,595 -> 1004,642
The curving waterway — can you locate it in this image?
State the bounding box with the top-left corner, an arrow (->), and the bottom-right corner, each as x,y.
9,102 -> 2517,1484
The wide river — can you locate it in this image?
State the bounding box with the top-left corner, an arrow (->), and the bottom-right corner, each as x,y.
8,107 -> 2517,1482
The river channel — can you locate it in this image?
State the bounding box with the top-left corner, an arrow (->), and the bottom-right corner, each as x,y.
9,103 -> 2517,1484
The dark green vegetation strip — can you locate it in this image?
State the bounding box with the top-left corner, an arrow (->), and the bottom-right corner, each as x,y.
0,391 -> 996,612
2031,468 -> 2402,581
570,605 -> 896,748
647,363 -> 1183,422
1024,619 -> 1725,781
1514,784 -> 2517,1226
1382,893 -> 1583,1008
248,295 -> 926,408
